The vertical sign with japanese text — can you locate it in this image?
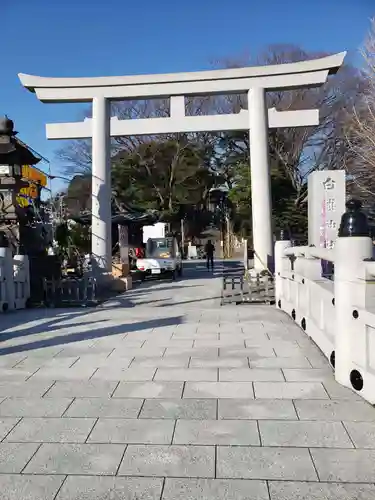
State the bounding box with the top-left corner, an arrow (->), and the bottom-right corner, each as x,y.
308,170 -> 346,249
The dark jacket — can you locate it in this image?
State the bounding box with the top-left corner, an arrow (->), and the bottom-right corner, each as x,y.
205,242 -> 215,257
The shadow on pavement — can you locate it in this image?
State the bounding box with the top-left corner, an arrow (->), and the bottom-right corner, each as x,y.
0,309 -> 99,335
0,315 -> 183,357
0,319 -> 109,342
0,261 -> 242,338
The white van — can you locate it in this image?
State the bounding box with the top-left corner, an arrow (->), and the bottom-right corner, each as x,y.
136,236 -> 182,280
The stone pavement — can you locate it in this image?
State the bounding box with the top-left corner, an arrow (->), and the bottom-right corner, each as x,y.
0,260 -> 374,499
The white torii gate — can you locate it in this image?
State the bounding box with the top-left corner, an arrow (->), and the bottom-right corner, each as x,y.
19,52 -> 345,273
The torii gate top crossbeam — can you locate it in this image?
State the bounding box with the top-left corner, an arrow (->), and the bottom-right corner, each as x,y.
19,52 -> 346,103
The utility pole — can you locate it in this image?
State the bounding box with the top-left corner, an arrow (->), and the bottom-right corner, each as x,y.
225,211 -> 231,259
180,218 -> 185,259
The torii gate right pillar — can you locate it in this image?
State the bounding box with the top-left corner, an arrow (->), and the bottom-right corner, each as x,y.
248,87 -> 273,271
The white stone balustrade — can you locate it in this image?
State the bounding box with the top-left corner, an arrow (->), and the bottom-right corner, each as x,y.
275,237 -> 375,404
0,249 -> 30,313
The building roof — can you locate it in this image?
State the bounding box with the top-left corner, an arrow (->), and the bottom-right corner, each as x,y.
0,136 -> 41,166
70,202 -> 158,226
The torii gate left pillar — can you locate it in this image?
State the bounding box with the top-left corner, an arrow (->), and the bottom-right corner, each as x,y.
91,97 -> 111,272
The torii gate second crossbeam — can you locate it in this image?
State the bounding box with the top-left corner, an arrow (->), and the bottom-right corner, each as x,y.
19,51 -> 346,274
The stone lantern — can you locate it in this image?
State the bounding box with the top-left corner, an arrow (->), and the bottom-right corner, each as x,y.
0,116 -> 44,252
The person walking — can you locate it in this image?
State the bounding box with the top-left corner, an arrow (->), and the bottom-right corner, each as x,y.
205,239 -> 215,271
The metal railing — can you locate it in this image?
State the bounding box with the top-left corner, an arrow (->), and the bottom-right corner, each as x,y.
43,276 -> 97,307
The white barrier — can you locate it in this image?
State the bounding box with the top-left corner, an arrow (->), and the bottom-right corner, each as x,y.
0,249 -> 30,313
13,255 -> 30,309
275,236 -> 375,404
0,252 -> 7,312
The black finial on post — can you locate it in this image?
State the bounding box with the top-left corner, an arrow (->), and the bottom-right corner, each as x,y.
338,199 -> 370,237
0,116 -> 15,136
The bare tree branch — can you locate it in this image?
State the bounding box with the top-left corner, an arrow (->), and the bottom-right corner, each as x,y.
345,18 -> 375,199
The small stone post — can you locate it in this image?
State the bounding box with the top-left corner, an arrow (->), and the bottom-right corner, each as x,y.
275,240 -> 292,309
118,224 -> 130,277
0,234 -> 15,311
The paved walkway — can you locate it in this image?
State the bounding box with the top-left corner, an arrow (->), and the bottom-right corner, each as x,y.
0,261 -> 374,499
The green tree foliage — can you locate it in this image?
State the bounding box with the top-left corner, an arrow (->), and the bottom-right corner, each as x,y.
112,138 -> 215,212
111,138 -> 217,237
227,160 -> 307,241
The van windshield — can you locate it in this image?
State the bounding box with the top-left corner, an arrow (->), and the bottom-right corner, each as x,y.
147,238 -> 173,258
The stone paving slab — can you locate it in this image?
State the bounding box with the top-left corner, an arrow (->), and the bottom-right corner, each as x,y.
250,356 -> 312,368
140,399 -> 217,420
282,367 -> 334,381
0,442 -> 40,473
322,380 -> 363,400
258,420 -> 353,448
173,419 -> 260,445
118,444 -> 215,478
219,347 -> 276,358
164,347 -> 219,357
45,380 -> 118,398
0,474 -> 65,500
15,356 -> 80,370
343,421 -> 375,448
254,381 -> 329,399
163,478 -> 270,500
5,417 -> 96,443
184,382 -> 255,399
56,476 -> 163,500
31,366 -> 97,380
189,357 -> 248,368
155,368 -> 218,382
0,380 -> 55,398
0,397 -> 73,417
113,381 -> 184,399
91,367 -> 157,381
73,356 -> 134,369
218,399 -> 298,420
217,445 -> 318,480
0,355 -> 27,368
88,418 -> 175,444
0,262 -> 375,498
219,368 -> 284,381
0,368 -> 37,380
64,397 -> 144,418
110,347 -> 166,357
0,417 -> 21,440
132,356 -> 190,368
310,448 -> 375,482
294,399 -> 375,421
23,443 -> 125,475
268,481 -> 375,500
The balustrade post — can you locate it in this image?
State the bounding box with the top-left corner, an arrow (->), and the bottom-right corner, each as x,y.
334,199 -> 372,389
0,245 -> 15,311
275,240 -> 292,309
14,254 -> 30,305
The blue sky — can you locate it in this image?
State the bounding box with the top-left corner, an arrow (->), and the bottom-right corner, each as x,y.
2,0 -> 374,181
